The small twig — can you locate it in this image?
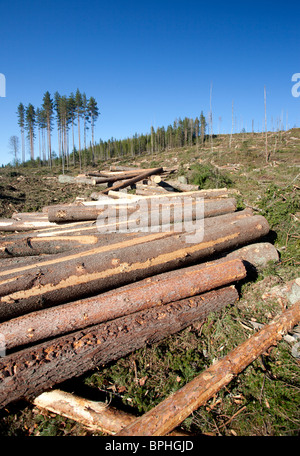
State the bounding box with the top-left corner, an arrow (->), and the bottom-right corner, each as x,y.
219,406 -> 247,429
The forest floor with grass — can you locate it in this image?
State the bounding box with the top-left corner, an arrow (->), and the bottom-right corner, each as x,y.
0,129 -> 299,436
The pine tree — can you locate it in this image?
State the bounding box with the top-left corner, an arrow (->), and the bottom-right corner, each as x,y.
200,111 -> 206,145
17,103 -> 25,163
68,93 -> 76,165
87,96 -> 99,163
42,91 -> 54,168
25,104 -> 36,160
75,89 -> 83,170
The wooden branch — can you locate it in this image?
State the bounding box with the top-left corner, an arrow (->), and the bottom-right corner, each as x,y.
0,286 -> 239,409
118,299 -> 300,436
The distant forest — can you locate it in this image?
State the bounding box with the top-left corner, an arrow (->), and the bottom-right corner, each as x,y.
13,89 -> 209,169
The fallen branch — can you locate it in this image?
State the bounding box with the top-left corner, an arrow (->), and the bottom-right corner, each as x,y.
117,299 -> 300,436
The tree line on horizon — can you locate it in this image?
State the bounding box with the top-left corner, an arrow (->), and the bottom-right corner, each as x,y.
16,89 -> 99,170
13,103 -> 208,168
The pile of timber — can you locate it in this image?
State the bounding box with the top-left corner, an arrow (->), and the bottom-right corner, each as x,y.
1,165 -> 293,436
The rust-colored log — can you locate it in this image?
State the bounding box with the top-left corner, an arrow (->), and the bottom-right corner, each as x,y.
0,259 -> 246,349
47,197 -> 237,223
0,210 -> 268,320
0,286 -> 239,409
118,299 -> 300,436
33,389 -> 190,436
101,167 -> 164,194
0,231 -> 144,258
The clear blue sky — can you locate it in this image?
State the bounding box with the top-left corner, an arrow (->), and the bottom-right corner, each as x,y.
0,0 -> 299,166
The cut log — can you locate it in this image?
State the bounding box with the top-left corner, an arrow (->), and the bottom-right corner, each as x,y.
117,299 -> 300,436
33,389 -> 190,436
0,286 -> 239,409
101,167 -> 164,194
111,188 -> 230,200
0,210 -> 267,319
0,211 -> 267,320
0,258 -> 246,349
0,218 -> 57,232
47,197 -> 237,223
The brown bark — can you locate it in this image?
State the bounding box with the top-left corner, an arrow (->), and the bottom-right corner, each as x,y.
0,210 -> 268,320
33,389 -> 190,436
101,167 -> 164,194
118,300 -> 300,436
47,197 -> 237,223
0,286 -> 239,409
0,258 -> 246,349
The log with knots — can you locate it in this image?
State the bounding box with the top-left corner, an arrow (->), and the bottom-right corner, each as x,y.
0,169 -> 285,432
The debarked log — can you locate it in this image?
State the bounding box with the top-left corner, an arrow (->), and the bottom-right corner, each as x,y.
47,197 -> 237,223
0,258 -> 246,350
0,286 -> 239,409
117,299 -> 300,436
33,389 -> 190,436
0,211 -> 268,320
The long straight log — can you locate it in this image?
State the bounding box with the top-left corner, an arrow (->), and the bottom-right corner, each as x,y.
0,258 -> 246,350
47,197 -> 237,223
33,389 -> 190,436
101,167 -> 164,194
0,286 -> 239,409
118,300 -> 300,436
109,188 -> 230,200
0,211 -> 268,320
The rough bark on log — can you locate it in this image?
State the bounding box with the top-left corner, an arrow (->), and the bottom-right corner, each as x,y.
0,210 -> 265,320
0,286 -> 239,409
118,299 -> 300,436
101,167 -> 164,194
47,197 -> 237,223
0,211 -> 267,320
0,259 -> 246,349
33,389 -> 190,436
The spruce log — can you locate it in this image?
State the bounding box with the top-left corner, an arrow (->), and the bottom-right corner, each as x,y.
118,299 -> 300,436
0,286 -> 239,409
0,259 -> 246,349
101,167 -> 164,194
47,197 -> 237,223
0,211 -> 268,320
33,389 -> 190,436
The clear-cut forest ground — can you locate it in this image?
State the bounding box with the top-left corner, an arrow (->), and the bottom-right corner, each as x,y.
0,129 -> 299,436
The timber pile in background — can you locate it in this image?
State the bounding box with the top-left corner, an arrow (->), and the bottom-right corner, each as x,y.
1,165 -> 296,437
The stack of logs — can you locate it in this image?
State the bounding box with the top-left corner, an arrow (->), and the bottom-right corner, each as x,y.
0,166 -> 298,436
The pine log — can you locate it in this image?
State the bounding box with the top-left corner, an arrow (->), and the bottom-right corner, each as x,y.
47,197 -> 237,223
0,241 -> 278,349
110,188 -> 230,200
33,389 -> 190,436
101,167 -> 164,194
0,211 -> 268,320
118,299 -> 300,436
0,219 -> 57,232
0,286 -> 239,409
0,258 -> 246,350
